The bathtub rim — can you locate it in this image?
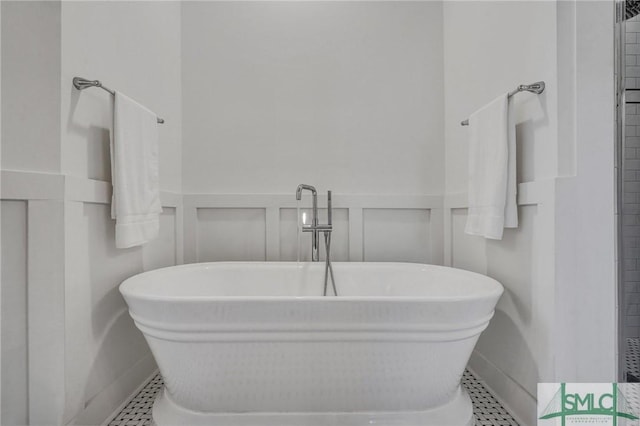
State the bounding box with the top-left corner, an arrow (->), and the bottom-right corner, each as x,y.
120,261 -> 504,303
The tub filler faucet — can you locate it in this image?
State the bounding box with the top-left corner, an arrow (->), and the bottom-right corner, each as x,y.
296,184 -> 325,261
296,184 -> 337,296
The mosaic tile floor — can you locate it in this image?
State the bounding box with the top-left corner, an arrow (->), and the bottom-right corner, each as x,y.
109,369 -> 519,426
462,370 -> 519,426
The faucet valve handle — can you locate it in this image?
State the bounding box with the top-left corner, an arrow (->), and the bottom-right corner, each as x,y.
302,224 -> 332,232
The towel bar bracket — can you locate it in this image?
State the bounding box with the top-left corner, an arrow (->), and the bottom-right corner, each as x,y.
73,77 -> 115,96
461,81 -> 545,126
510,81 -> 545,97
72,76 -> 165,124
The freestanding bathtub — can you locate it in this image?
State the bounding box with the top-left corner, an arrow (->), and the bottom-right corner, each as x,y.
120,262 -> 503,426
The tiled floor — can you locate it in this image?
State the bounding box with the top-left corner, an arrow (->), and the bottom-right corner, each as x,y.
109,369 -> 519,426
462,370 -> 519,426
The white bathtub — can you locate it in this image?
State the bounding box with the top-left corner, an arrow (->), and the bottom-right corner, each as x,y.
120,262 -> 503,426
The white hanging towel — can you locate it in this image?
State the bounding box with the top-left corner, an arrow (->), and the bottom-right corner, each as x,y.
464,93 -> 517,240
111,91 -> 162,248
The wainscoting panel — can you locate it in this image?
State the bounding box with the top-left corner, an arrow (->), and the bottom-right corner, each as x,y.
444,180 -> 554,426
69,197 -> 181,426
142,207 -> 178,271
450,208 -> 487,274
363,208 -> 431,263
196,208 -> 267,262
184,194 -> 444,264
0,171 -> 184,426
63,202 -> 147,422
0,200 -> 28,426
479,205 -> 539,398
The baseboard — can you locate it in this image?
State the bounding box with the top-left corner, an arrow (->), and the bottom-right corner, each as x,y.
468,350 -> 536,426
67,353 -> 157,426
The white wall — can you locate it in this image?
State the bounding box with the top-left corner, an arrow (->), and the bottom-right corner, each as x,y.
180,1 -> 445,268
1,3 -> 62,424
444,1 -> 558,194
1,1 -> 61,173
61,1 -> 182,192
0,2 -> 618,426
0,0 -> 4,419
443,6 -> 559,421
1,2 -> 183,425
1,201 -> 27,425
553,0 -> 616,386
443,2 -> 616,424
621,8 -> 640,371
181,1 -> 444,195
59,3 -> 182,420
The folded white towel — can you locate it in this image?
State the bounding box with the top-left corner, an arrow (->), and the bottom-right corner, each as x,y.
465,93 -> 517,240
111,91 -> 162,248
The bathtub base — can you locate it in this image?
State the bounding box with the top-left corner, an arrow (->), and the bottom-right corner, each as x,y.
151,386 -> 474,426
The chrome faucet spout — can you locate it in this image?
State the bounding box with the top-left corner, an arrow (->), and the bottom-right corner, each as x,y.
296,184 -> 319,261
296,184 -> 317,200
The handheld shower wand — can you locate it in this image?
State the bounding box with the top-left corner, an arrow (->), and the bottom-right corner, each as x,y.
323,191 -> 338,296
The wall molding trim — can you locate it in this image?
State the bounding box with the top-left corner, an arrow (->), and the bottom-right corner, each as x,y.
1,170 -> 65,201
1,169 -> 183,425
184,193 -> 443,209
1,170 -> 182,207
444,179 -> 555,210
